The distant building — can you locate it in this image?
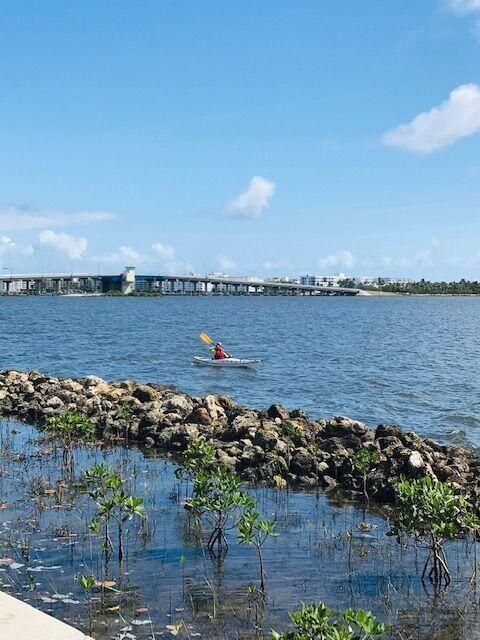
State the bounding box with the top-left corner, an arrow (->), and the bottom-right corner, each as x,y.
266,277 -> 299,284
300,274 -> 347,288
353,276 -> 416,287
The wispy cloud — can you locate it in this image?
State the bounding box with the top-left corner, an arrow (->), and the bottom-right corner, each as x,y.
444,0 -> 480,39
382,84 -> 480,153
0,236 -> 15,257
217,255 -> 236,271
39,230 -> 87,260
152,242 -> 175,260
94,245 -> 144,264
0,206 -> 115,231
318,250 -> 356,271
226,176 -> 276,219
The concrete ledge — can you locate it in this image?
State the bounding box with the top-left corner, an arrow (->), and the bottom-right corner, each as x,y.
0,592 -> 92,640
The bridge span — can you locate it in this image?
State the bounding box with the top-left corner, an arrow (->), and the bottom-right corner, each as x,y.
0,268 -> 359,296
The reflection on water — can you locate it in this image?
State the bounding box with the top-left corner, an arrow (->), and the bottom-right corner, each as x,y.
0,420 -> 479,639
0,295 -> 479,447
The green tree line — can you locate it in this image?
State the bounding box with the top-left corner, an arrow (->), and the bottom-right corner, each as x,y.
339,278 -> 480,295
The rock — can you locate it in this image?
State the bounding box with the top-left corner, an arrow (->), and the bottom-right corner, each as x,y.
253,428 -> 280,452
46,396 -> 64,410
188,407 -> 212,425
222,412 -> 260,440
132,385 -> 158,403
217,450 -> 237,470
82,375 -> 106,388
408,450 -> 424,470
324,416 -> 369,438
164,394 -> 194,416
290,448 -> 314,475
322,475 -> 337,489
290,408 -> 309,420
267,404 -> 290,421
203,395 -> 228,425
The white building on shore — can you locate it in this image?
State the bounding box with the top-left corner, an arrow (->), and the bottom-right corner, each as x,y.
300,273 -> 347,288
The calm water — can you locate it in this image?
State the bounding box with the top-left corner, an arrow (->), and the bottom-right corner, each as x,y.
1,295 -> 479,446
0,420 -> 478,640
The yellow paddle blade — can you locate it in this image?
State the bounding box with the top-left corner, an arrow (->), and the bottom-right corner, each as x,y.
199,332 -> 213,345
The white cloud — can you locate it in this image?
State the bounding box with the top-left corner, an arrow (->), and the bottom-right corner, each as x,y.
318,250 -> 356,271
0,236 -> 15,257
382,84 -> 480,153
218,255 -> 236,271
119,246 -> 140,262
445,0 -> 480,14
0,206 -> 115,231
152,242 -> 175,260
226,176 -> 276,219
444,0 -> 480,40
22,244 -> 34,257
94,245 -> 155,265
39,230 -> 87,260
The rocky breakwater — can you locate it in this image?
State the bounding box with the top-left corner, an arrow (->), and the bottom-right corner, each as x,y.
0,369 -> 478,504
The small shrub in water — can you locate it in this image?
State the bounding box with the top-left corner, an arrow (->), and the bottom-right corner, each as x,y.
175,438 -> 216,480
46,411 -> 94,470
238,508 -> 277,593
187,467 -> 254,555
270,602 -> 387,639
86,463 -> 146,563
352,448 -> 380,503
390,476 -> 477,586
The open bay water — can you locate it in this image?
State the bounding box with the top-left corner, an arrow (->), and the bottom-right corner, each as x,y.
1,294 -> 479,447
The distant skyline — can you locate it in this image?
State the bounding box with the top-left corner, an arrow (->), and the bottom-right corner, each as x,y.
1,1 -> 480,280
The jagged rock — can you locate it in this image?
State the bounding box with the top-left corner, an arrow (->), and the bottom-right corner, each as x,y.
290,408 -> 309,420
82,375 -> 106,388
203,395 -> 228,425
132,385 -> 158,403
217,449 -> 237,470
324,416 -> 370,438
408,450 -> 424,470
188,407 -> 212,425
267,404 -> 290,421
222,412 -> 260,440
164,394 -> 194,416
46,396 -> 64,409
290,448 -> 314,475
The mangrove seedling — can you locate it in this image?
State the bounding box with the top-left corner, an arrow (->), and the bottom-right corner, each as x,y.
390,476 -> 476,587
80,574 -> 95,635
351,448 -> 380,503
45,411 -> 94,472
238,509 -> 277,594
175,438 -> 217,481
86,463 -> 146,563
270,602 -> 387,640
188,467 -> 254,555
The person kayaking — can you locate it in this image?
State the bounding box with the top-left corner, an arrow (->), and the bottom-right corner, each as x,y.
213,342 -> 230,360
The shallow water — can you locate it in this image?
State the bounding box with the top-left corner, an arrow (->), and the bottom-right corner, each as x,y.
0,420 -> 479,640
0,295 -> 479,447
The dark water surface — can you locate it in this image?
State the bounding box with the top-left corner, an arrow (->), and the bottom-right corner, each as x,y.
0,420 -> 479,640
1,295 -> 479,446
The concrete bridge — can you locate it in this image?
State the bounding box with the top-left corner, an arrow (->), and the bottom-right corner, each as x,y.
0,268 -> 359,296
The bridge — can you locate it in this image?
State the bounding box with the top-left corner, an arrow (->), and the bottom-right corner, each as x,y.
0,267 -> 359,296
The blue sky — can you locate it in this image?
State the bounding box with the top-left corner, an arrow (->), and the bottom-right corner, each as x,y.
1,0 -> 480,279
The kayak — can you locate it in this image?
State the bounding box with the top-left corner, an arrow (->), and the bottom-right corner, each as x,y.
192,356 -> 260,369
